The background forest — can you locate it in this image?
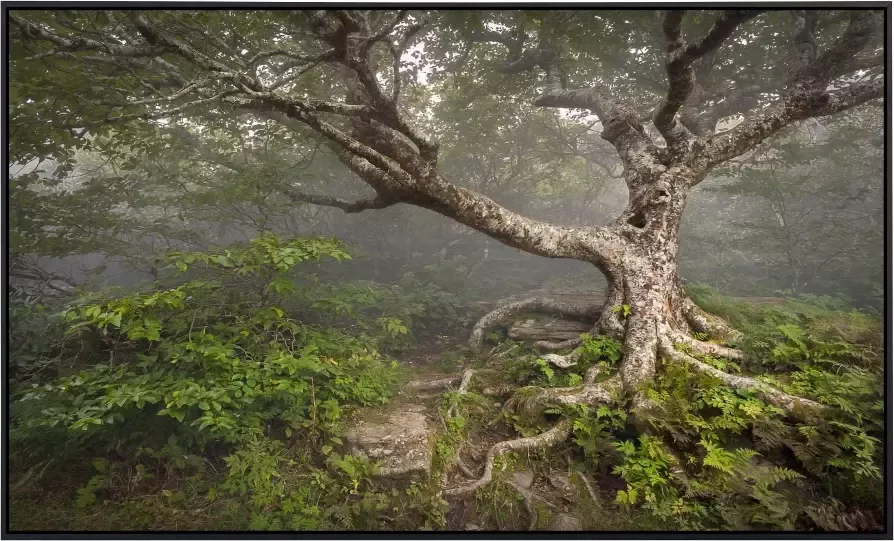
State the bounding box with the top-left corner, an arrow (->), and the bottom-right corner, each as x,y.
6,8 -> 885,532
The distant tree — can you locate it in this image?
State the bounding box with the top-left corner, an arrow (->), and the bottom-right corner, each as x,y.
709,109 -> 882,304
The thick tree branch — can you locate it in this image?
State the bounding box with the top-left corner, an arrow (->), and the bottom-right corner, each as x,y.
653,10 -> 762,150
280,186 -> 397,213
690,77 -> 883,174
247,95 -> 621,266
795,10 -> 879,88
827,50 -> 883,81
11,13 -> 170,58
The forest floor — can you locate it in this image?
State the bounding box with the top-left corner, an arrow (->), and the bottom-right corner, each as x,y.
10,274 -> 881,532
382,329 -> 654,531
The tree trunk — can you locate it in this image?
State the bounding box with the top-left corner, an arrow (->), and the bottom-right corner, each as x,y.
588,166 -> 699,391
467,167 -> 766,406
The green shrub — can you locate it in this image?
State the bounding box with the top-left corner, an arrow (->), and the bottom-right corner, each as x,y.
8,234 -> 417,530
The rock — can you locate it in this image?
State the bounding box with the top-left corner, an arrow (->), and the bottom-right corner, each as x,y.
548,473 -> 575,498
508,318 -> 593,342
343,405 -> 432,485
548,513 -> 582,531
512,471 -> 534,489
465,523 -> 483,531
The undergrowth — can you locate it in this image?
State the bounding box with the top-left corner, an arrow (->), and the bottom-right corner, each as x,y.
8,265 -> 884,532
8,234 -> 461,531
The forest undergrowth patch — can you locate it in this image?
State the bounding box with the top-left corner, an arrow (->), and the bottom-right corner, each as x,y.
7,235 -> 885,532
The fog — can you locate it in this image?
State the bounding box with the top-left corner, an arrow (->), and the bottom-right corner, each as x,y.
7,9 -> 886,533
7,9 -> 884,309
11,107 -> 883,309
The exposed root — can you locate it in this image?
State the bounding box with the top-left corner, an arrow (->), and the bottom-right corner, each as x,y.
455,451 -> 476,478
574,471 -> 600,507
482,384 -> 516,398
681,296 -> 743,344
509,481 -> 539,530
447,368 -> 476,418
659,339 -> 826,418
457,368 -> 475,393
534,336 -> 583,351
494,343 -> 523,360
511,479 -> 560,530
540,353 -> 579,369
531,375 -> 622,407
583,364 -> 605,384
469,297 -> 599,351
405,376 -> 460,391
668,330 -> 746,361
444,420 -> 572,497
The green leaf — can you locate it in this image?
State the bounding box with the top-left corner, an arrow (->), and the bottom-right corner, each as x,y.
213,255 -> 234,267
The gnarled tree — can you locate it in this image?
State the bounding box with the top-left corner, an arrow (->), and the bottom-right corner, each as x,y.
9,8 -> 884,493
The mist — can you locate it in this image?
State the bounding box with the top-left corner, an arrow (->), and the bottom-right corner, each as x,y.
7,8 -> 886,533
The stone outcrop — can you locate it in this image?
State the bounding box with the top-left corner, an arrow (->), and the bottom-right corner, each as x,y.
343,404 -> 432,485
508,318 -> 593,342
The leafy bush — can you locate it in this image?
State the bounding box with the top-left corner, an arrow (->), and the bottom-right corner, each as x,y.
285,271 -> 464,352
8,234 -> 426,530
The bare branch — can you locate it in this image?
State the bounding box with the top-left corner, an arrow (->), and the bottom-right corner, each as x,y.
246,47 -> 336,69
795,10 -> 879,87
129,12 -> 256,90
118,74 -> 238,106
681,10 -> 763,61
389,19 -> 428,102
360,10 -> 408,56
10,13 -> 169,58
653,10 -> 763,149
690,76 -> 883,173
267,61 -> 324,91
15,91 -> 234,129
